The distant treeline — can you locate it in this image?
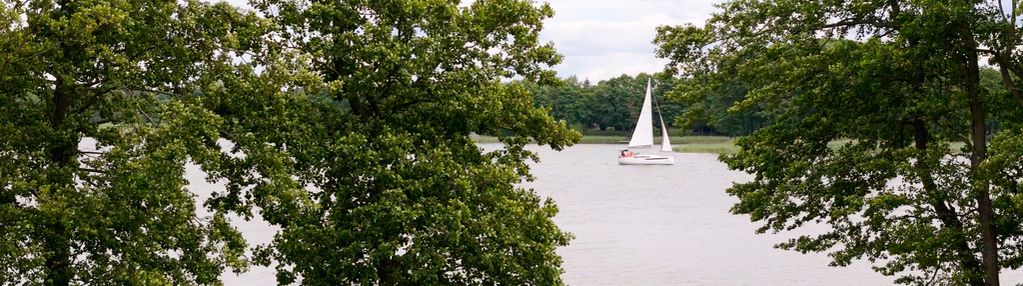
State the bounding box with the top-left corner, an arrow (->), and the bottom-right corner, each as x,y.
527,67 -> 1010,137
522,73 -> 769,136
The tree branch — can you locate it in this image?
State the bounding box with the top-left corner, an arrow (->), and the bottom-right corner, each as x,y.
822,18 -> 899,30
77,167 -> 108,174
76,86 -> 118,113
991,52 -> 1023,109
89,117 -> 114,126
910,121 -> 984,285
137,105 -> 158,125
975,48 -> 996,54
132,88 -> 179,98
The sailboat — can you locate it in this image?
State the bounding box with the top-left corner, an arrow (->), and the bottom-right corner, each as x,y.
618,79 -> 675,165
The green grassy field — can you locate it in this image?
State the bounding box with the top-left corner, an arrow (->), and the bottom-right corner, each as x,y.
471,135 -> 740,154
674,137 -> 739,154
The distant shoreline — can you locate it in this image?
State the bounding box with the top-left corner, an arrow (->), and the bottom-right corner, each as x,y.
473,136 -> 969,155
471,135 -> 739,154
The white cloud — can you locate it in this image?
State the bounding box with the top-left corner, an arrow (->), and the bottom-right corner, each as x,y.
540,0 -> 721,81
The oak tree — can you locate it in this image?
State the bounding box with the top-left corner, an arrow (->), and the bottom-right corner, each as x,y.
657,1 -> 1023,285
0,0 -> 267,284
209,0 -> 582,284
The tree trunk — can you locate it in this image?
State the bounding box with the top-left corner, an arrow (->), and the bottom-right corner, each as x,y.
912,121 -> 985,286
963,37 -> 999,286
376,256 -> 399,286
44,77 -> 74,286
43,222 -> 71,286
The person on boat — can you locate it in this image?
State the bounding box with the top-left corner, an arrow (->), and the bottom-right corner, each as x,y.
620,150 -> 635,158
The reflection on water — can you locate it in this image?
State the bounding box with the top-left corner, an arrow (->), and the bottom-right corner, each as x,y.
187,143 -> 1020,285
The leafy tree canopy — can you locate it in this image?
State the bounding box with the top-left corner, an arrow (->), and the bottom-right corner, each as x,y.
206,0 -> 582,284
0,0 -> 267,284
1,0 -> 580,285
525,73 -> 687,133
657,0 -> 1023,285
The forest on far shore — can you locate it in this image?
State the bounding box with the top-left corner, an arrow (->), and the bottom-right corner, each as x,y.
536,68 -> 1009,137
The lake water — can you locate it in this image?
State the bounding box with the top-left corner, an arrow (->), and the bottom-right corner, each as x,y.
189,143 -> 1020,285
516,144 -> 890,285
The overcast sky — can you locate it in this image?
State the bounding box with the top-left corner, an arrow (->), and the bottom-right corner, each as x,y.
540,0 -> 720,81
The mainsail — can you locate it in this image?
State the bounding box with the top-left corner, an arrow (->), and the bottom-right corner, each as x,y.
627,80 -> 655,148
627,79 -> 673,152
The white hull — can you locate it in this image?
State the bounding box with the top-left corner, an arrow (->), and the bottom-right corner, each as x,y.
618,154 -> 675,165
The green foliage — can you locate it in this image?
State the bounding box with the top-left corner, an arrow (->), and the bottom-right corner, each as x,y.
525,76 -> 595,129
652,24 -> 771,135
0,0 -> 264,284
657,0 -> 1023,285
669,77 -> 773,136
1,0 -> 579,285
215,0 -> 580,285
525,73 -> 687,133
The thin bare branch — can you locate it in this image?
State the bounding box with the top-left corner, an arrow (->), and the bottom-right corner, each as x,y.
77,167 -> 108,174
137,105 -> 158,125
822,18 -> 899,30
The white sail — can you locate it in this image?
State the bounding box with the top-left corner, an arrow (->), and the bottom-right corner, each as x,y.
659,114 -> 673,152
620,79 -> 675,165
627,80 -> 654,148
